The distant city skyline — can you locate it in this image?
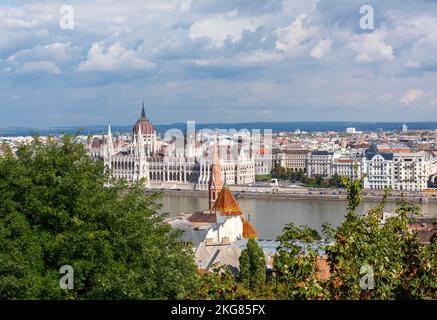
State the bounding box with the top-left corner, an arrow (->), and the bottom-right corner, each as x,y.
1,0 -> 437,126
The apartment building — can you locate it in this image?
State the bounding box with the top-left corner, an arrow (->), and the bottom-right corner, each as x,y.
363,144 -> 433,191
306,151 -> 335,177
273,149 -> 310,172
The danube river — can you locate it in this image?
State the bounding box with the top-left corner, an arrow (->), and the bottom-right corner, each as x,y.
159,195 -> 437,240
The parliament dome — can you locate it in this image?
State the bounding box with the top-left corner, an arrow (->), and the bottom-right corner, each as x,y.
133,103 -> 155,135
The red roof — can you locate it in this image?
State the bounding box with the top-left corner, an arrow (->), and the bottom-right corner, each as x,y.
91,139 -> 102,148
377,147 -> 410,153
242,219 -> 258,239
187,212 -> 217,223
257,147 -> 270,155
133,118 -> 155,135
212,186 -> 242,216
335,159 -> 353,163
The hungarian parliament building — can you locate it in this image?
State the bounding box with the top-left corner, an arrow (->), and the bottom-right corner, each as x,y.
86,104 -> 272,189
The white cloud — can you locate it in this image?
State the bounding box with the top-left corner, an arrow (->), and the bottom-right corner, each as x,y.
78,42 -> 156,72
430,98 -> 437,106
399,89 -> 423,105
388,14 -> 437,71
405,31 -> 437,70
310,38 -> 332,59
5,42 -> 76,74
275,15 -> 317,54
2,0 -> 437,125
350,31 -> 394,63
7,42 -> 75,63
189,10 -> 259,47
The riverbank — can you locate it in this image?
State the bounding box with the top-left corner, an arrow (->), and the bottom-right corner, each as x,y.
146,187 -> 437,203
158,192 -> 437,239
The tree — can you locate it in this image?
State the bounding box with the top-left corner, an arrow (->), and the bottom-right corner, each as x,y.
238,239 -> 266,291
0,136 -> 198,299
192,265 -> 251,300
277,222 -> 321,243
325,174 -> 436,300
273,223 -> 327,299
341,164 -> 367,218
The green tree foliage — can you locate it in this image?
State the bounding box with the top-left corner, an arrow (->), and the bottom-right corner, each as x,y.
0,136 -> 198,299
191,265 -> 250,300
271,165 -> 306,183
277,222 -> 321,243
273,223 -> 327,299
326,175 -> 436,300
341,164 -> 367,217
271,165 -> 344,188
238,239 -> 266,291
255,174 -> 272,182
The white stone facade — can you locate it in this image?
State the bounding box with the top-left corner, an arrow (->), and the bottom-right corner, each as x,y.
363,150 -> 432,191
87,121 -> 256,189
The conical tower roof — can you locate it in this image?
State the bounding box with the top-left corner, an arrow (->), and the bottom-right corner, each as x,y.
242,219 -> 258,239
212,186 -> 242,215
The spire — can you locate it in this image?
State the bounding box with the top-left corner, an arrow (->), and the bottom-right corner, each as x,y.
107,122 -> 112,138
141,102 -> 146,118
106,123 -> 114,159
208,142 -> 224,210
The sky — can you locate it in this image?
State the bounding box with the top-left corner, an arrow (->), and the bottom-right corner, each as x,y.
1,0 -> 437,127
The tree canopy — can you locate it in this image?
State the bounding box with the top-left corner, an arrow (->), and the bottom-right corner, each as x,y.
239,239 -> 266,291
0,136 -> 198,299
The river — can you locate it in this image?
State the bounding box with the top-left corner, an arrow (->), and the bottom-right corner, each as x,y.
159,195 -> 437,240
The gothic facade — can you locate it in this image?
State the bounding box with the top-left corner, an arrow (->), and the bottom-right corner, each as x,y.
87,104 -> 257,189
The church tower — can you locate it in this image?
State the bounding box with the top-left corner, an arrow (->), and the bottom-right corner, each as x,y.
209,142 -> 224,210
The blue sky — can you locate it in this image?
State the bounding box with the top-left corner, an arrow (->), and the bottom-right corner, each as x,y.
1,0 -> 437,127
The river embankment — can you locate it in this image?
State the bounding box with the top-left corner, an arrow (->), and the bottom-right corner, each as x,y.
146,186 -> 437,203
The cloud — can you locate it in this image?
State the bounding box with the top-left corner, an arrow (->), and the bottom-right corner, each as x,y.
282,0 -> 319,17
5,42 -> 76,74
78,42 -> 156,73
190,0 -> 281,15
310,38 -> 332,59
404,26 -> 437,70
188,10 -> 259,47
399,89 -> 423,105
350,31 -> 394,63
7,42 -> 75,63
2,0 -> 437,126
275,15 -> 317,54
